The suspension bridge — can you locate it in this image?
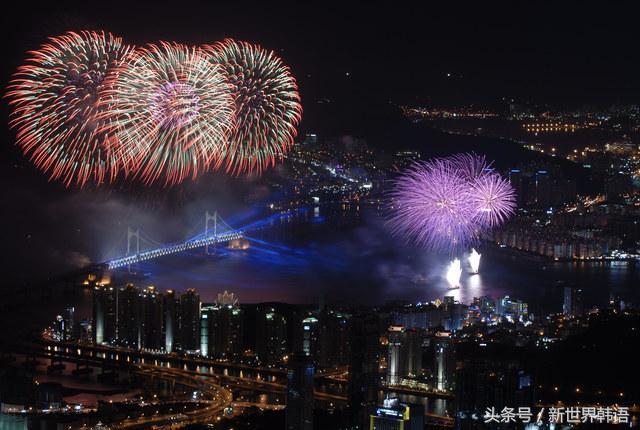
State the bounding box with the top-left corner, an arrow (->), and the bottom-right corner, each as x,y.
106,211 -> 244,270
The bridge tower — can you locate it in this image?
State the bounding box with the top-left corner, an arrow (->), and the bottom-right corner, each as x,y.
205,211 -> 217,255
127,227 -> 140,272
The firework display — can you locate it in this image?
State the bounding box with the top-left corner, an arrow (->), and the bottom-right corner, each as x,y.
6,33 -> 302,187
468,248 -> 481,274
468,170 -> 517,228
204,39 -> 302,175
388,153 -> 516,251
449,153 -> 517,228
446,258 -> 462,288
102,42 -> 235,186
388,159 -> 476,250
5,31 -> 132,187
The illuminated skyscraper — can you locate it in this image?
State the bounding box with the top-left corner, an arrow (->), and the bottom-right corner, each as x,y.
434,331 -> 455,392
180,288 -> 201,353
495,295 -> 529,322
403,328 -> 423,378
117,284 -> 141,349
256,306 -> 288,366
387,325 -> 404,385
200,304 -> 215,357
92,285 -> 117,345
141,286 -> 163,350
442,296 -> 467,331
286,352 -> 315,430
209,303 -> 243,359
563,286 -> 583,317
62,307 -> 75,341
163,289 -> 179,353
301,316 -> 320,360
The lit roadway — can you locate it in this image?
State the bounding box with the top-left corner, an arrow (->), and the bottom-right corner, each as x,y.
115,365 -> 232,430
43,340 -> 453,399
34,339 -> 455,426
17,342 -> 234,429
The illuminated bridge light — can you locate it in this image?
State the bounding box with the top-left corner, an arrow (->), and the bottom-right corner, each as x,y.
106,230 -> 245,269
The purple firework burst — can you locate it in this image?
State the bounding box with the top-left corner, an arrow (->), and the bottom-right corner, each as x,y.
469,171 -> 517,228
388,159 -> 478,251
388,153 -> 516,251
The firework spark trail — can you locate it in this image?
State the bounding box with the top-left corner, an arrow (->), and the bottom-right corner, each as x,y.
101,42 -> 236,186
5,31 -> 132,187
388,153 -> 516,252
204,39 -> 302,175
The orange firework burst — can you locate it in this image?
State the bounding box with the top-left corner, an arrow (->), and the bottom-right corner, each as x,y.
101,42 -> 236,186
6,31 -> 132,187
204,39 -> 302,175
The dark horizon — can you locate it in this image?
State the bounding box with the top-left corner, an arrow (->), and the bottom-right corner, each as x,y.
2,1 -> 640,108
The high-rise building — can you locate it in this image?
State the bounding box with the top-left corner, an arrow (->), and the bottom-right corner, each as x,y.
256,306 -> 288,366
93,285 -> 117,345
180,288 -> 201,353
508,168 -> 524,207
200,305 -> 243,359
141,286 -> 163,350
563,286 -> 584,317
200,304 -> 215,357
535,170 -> 552,209
301,316 -> 320,360
61,307 -> 75,341
434,331 -> 455,392
442,296 -> 467,331
319,309 -> 350,368
369,398 -> 424,430
386,326 -> 404,385
117,284 -> 141,349
209,303 -> 243,359
348,313 -> 380,429
163,289 -> 179,353
403,328 -> 423,379
286,352 -> 315,430
495,296 -> 529,322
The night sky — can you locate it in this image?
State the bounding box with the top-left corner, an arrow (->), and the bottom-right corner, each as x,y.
1,1 -> 639,289
3,2 -> 640,112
